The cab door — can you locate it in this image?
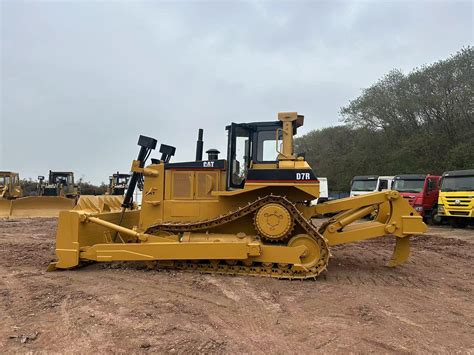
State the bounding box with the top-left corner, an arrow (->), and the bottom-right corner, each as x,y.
424,177 -> 439,211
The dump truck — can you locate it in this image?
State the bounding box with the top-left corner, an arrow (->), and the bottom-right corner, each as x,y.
311,177 -> 328,205
107,172 -> 130,196
49,112 -> 427,279
350,175 -> 394,197
392,174 -> 441,223
437,169 -> 474,228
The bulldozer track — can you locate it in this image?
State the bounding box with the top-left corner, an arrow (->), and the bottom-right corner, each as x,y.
146,195 -> 330,280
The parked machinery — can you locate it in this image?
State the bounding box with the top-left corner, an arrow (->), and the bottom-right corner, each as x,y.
0,171 -> 23,217
0,171 -> 22,199
38,171 -> 79,199
0,170 -> 77,218
350,175 -> 394,197
106,172 -> 130,196
392,174 -> 441,224
437,169 -> 474,228
49,112 -> 427,278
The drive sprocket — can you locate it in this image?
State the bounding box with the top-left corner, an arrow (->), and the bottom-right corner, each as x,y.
254,203 -> 294,242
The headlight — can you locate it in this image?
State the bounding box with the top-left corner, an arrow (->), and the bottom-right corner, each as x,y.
414,206 -> 424,212
438,205 -> 445,213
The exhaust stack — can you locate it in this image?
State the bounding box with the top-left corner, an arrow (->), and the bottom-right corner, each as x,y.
195,129 -> 204,161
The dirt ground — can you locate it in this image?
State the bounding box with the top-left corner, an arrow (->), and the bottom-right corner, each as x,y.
0,218 -> 473,353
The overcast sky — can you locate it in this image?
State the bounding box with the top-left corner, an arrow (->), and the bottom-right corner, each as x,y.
1,0 -> 472,184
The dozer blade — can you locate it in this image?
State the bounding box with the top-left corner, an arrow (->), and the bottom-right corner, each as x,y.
74,195 -> 124,213
9,196 -> 76,218
50,209 -> 140,269
0,199 -> 12,218
387,237 -> 410,267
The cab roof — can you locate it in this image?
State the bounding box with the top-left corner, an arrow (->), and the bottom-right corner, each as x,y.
352,175 -> 378,180
394,174 -> 426,180
0,171 -> 18,175
443,169 -> 474,177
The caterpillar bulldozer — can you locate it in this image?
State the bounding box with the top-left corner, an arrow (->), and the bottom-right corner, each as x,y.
0,171 -> 22,199
38,171 -> 80,199
49,112 -> 427,279
1,171 -> 81,218
0,171 -> 23,217
106,172 -> 130,196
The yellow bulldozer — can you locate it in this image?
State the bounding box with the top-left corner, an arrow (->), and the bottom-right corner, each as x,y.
106,172 -> 130,196
0,171 -> 22,199
37,171 -> 80,199
49,112 -> 427,279
0,172 -> 22,216
0,170 -> 80,218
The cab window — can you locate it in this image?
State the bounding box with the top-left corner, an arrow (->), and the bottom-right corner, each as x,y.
256,130 -> 281,162
232,135 -> 250,186
378,179 -> 388,191
427,179 -> 435,191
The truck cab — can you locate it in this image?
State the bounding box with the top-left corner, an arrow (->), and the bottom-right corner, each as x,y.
310,177 -> 328,205
350,175 -> 394,197
392,174 -> 440,221
437,169 -> 474,227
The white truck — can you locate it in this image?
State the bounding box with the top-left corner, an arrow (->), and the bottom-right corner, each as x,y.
350,175 -> 394,197
311,177 -> 328,205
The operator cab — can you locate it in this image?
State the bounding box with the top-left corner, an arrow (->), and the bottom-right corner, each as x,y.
0,171 -> 19,188
158,112 -> 315,196
49,171 -> 74,186
111,173 -> 130,186
226,116 -> 304,189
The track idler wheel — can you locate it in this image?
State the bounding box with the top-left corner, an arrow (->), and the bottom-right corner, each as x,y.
288,234 -> 321,269
254,203 -> 294,242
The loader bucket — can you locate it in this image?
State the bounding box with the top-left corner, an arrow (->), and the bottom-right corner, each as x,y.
9,196 -> 76,218
49,209 -> 140,270
0,199 -> 12,218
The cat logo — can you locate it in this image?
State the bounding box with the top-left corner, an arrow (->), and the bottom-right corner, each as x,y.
296,172 -> 311,180
203,161 -> 214,168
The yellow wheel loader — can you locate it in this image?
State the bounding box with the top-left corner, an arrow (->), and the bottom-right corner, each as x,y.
49,112 -> 427,279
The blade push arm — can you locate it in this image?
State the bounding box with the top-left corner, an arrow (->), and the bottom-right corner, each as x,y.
314,191 -> 427,266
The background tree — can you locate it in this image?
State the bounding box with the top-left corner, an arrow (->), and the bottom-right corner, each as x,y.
77,179 -> 108,195
296,47 -> 473,192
